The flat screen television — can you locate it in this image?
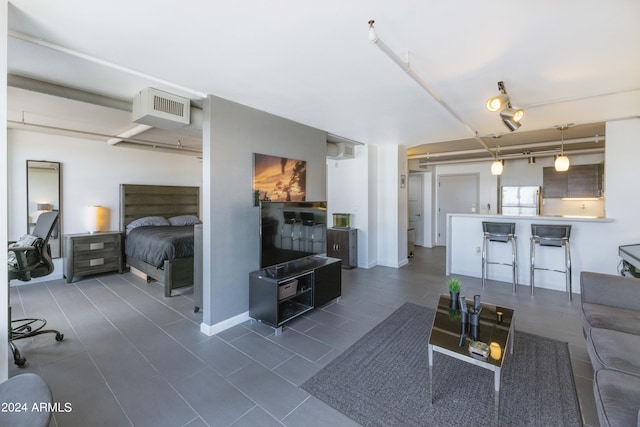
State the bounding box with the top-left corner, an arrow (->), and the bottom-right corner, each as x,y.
260,201 -> 327,268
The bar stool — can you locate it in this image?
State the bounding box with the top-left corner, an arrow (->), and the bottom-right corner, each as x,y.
280,211 -> 299,249
530,224 -> 572,301
299,212 -> 325,252
481,221 -> 517,293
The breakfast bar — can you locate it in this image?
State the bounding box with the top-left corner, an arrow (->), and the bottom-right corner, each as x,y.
446,213 -> 614,295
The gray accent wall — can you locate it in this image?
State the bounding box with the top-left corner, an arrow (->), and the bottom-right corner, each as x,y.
202,95 -> 327,326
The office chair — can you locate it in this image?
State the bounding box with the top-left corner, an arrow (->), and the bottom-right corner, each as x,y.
8,211 -> 64,367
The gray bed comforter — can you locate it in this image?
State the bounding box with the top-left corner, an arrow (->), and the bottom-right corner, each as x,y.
125,226 -> 195,268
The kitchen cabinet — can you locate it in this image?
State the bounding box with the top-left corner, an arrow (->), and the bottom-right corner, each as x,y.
542,163 -> 604,198
327,228 -> 357,269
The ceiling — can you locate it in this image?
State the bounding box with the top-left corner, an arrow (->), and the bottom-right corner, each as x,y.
6,1 -> 640,160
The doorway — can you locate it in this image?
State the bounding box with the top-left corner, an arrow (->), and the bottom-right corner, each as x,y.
436,173 -> 479,246
408,174 -> 424,247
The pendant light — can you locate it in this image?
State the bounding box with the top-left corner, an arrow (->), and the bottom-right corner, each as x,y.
554,126 -> 570,172
491,145 -> 504,175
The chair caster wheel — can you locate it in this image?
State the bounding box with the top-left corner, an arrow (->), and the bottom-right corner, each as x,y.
15,358 -> 26,367
55,333 -> 64,341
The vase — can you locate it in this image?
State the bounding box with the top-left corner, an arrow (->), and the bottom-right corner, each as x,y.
449,291 -> 460,309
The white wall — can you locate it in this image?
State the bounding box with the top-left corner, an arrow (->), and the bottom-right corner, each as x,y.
375,145 -> 408,268
1,0 -> 9,381
7,129 -> 202,279
326,144 -> 372,268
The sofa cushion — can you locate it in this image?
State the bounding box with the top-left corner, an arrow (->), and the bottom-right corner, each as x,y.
581,302 -> 640,335
594,369 -> 640,427
588,328 -> 640,376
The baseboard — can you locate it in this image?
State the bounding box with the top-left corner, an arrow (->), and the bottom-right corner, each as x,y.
398,258 -> 409,268
200,311 -> 251,336
11,273 -> 64,285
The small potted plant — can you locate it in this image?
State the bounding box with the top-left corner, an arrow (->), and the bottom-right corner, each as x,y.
447,277 -> 461,309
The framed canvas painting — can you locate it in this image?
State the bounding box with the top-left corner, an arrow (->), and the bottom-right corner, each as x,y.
253,153 -> 307,206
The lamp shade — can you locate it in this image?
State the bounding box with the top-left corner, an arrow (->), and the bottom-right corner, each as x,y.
491,160 -> 504,175
554,155 -> 570,172
87,206 -> 108,233
36,203 -> 51,211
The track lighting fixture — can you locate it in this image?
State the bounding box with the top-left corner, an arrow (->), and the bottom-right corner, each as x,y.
554,125 -> 571,171
486,94 -> 509,112
486,81 -> 524,132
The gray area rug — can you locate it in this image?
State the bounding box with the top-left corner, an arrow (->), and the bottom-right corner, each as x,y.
302,302 -> 582,426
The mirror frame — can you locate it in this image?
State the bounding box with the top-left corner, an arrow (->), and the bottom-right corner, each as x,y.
26,160 -> 62,258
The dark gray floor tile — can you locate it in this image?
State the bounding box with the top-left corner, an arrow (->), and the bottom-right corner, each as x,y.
273,355 -> 322,386
267,329 -> 333,363
230,332 -> 294,369
111,373 -> 196,427
193,336 -> 254,377
227,363 -> 308,420
230,406 -> 284,427
163,318 -> 213,348
216,323 -> 252,342
304,323 -> 361,350
283,396 -> 360,427
173,366 -> 255,427
37,352 -> 132,427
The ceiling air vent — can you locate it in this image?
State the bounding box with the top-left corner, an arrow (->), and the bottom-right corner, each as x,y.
133,87 -> 190,129
327,141 -> 355,159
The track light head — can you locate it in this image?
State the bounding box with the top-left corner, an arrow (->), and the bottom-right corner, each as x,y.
486,94 -> 509,112
500,108 -> 524,131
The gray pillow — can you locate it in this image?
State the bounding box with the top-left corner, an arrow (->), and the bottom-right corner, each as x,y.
126,216 -> 170,234
168,215 -> 202,226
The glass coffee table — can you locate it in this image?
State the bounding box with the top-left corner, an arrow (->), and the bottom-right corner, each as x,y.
428,294 -> 515,419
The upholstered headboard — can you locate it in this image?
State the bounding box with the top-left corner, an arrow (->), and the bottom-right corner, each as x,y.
119,184 -> 200,231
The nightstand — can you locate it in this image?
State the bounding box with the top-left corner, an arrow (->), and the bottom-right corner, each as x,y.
63,231 -> 124,283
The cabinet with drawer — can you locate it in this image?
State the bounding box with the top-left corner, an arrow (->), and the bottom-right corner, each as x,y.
63,232 -> 124,283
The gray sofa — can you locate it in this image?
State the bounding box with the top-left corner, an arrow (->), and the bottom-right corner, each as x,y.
580,271 -> 640,427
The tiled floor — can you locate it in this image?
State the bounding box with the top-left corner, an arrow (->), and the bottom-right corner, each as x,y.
9,246 -> 598,426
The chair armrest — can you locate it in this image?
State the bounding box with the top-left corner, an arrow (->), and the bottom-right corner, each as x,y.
7,245 -> 36,270
580,271 -> 640,311
8,245 -> 36,253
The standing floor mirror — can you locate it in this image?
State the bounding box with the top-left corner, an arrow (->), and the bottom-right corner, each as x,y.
27,160 -> 61,258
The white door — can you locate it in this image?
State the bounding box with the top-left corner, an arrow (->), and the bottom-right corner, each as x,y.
408,174 -> 424,247
437,174 -> 479,246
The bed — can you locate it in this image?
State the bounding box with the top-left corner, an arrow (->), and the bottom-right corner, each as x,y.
120,184 -> 200,297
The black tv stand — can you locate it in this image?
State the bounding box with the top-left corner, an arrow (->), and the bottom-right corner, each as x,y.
249,256 -> 342,334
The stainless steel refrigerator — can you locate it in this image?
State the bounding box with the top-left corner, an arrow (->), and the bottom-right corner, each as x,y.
500,186 -> 541,216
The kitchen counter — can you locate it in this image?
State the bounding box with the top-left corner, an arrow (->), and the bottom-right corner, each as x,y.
450,213 -> 613,223
446,213 -> 615,294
